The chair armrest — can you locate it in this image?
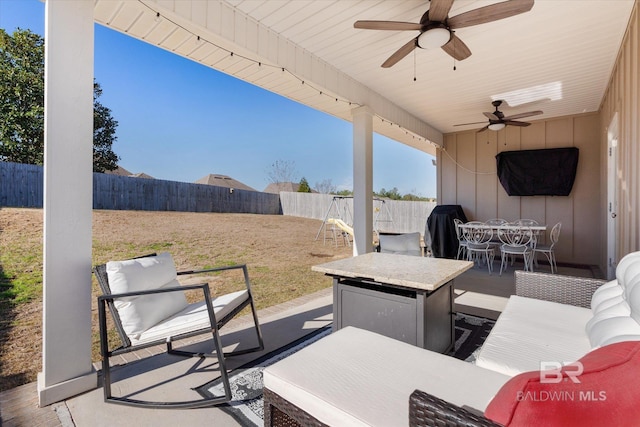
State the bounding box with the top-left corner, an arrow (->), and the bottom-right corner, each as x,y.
409,390 -> 502,427
177,264 -> 247,276
97,282 -> 210,302
97,282 -> 217,353
515,271 -> 606,308
177,264 -> 254,298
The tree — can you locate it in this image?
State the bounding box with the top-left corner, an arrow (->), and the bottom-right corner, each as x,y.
266,159 -> 297,184
376,187 -> 402,200
92,82 -> 119,172
0,28 -> 119,172
314,178 -> 337,194
298,177 -> 311,192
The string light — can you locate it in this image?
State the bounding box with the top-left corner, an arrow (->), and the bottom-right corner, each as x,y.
137,1 -> 432,145
134,0 -> 358,110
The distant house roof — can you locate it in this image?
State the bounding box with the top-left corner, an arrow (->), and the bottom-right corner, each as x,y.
106,166 -> 132,176
105,166 -> 154,179
263,182 -> 316,193
130,172 -> 154,179
195,174 -> 256,191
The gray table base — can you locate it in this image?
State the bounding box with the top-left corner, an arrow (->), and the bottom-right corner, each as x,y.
332,277 -> 454,353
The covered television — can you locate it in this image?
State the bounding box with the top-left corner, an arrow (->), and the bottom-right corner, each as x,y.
495,147 -> 579,196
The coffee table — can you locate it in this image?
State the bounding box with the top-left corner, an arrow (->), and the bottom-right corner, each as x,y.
312,252 -> 473,353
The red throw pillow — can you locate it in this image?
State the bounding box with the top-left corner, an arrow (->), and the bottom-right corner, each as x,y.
484,341 -> 640,426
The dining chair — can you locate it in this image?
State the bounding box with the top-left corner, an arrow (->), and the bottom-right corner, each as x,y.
461,222 -> 496,274
513,219 -> 540,247
513,219 -> 539,226
484,218 -> 507,258
453,218 -> 468,260
485,218 -> 508,226
497,226 -> 535,275
533,222 -> 562,273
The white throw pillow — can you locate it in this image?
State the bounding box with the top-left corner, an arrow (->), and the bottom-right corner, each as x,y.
590,280 -> 622,312
616,251 -> 640,283
587,316 -> 640,348
585,300 -> 630,335
106,252 -> 188,340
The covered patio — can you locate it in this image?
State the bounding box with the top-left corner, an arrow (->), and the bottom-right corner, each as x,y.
33,0 -> 640,417
1,261 -> 600,425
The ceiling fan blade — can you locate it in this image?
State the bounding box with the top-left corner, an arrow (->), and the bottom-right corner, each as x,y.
503,110 -> 543,121
441,34 -> 471,61
483,112 -> 500,121
354,20 -> 422,31
503,120 -> 531,127
428,0 -> 455,22
448,0 -> 534,30
454,121 -> 487,126
382,37 -> 418,68
477,125 -> 490,133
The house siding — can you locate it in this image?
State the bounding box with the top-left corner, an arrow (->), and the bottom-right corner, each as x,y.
600,1 -> 640,270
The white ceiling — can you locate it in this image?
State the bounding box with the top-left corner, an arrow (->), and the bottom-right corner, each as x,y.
94,0 -> 635,155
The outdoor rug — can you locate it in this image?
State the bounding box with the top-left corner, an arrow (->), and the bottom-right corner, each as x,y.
196,313 -> 495,427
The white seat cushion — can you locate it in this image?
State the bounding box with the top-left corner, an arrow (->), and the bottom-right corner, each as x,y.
379,232 -> 422,256
263,327 -> 509,427
132,290 -> 248,345
106,252 -> 188,340
475,296 -> 593,376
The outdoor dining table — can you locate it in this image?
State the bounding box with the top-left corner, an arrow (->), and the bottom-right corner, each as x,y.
457,223 -> 547,232
312,252 -> 473,354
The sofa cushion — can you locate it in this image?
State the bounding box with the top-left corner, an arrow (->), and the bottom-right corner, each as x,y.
475,296 -> 592,376
264,327 -> 510,427
132,290 -> 248,345
106,252 -> 188,340
379,232 -> 422,256
484,341 -> 640,427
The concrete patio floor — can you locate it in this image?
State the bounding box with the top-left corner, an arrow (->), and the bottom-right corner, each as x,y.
0,260 -> 601,427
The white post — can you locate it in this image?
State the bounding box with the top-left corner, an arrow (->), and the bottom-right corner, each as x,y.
38,0 -> 96,406
352,106 -> 374,256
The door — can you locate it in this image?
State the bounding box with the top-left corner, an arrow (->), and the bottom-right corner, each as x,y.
607,113 -> 619,280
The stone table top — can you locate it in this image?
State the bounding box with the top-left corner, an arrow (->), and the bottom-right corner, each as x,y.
312,252 -> 473,292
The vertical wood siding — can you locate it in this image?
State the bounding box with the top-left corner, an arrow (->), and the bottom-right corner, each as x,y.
600,2 -> 640,266
438,112 -> 601,266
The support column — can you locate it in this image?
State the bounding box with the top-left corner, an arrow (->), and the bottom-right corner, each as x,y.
38,0 -> 96,406
352,106 -> 374,256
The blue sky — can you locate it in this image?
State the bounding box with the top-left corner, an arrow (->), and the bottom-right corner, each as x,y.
0,0 -> 436,196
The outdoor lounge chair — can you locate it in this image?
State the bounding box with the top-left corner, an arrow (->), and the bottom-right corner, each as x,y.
94,252 -> 264,408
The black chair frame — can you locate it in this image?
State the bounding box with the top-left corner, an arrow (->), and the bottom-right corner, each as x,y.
94,258 -> 264,409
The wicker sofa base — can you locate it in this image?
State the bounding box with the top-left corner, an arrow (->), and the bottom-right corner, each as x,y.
263,387 -> 502,427
263,388 -> 327,427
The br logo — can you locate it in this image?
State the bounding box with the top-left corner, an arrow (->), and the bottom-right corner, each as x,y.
539,361 -> 584,384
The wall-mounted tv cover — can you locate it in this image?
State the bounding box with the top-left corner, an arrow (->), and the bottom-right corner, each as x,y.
495,147 -> 579,196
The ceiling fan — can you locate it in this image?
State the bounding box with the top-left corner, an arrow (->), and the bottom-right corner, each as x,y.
454,100 -> 543,132
354,0 -> 534,68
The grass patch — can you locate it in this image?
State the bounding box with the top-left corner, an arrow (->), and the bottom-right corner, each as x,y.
0,208 -> 351,392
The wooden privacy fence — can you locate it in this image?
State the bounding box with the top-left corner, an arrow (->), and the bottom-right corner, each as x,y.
0,161 -> 281,214
279,192 -> 437,234
1,162 -> 435,229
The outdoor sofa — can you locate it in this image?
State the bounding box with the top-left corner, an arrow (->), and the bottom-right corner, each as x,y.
263,251 -> 640,426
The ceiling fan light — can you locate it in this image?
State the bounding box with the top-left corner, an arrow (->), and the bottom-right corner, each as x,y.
488,123 -> 506,131
417,27 -> 450,49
